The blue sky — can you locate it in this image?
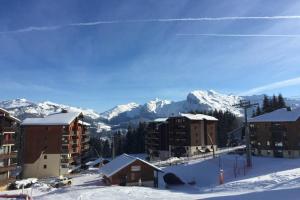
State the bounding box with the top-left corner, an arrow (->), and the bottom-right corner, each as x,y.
1,0 -> 300,112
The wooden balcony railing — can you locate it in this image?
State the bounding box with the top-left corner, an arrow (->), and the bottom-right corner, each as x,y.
0,152 -> 17,159
1,139 -> 15,145
61,158 -> 73,164
0,164 -> 17,173
0,127 -> 16,133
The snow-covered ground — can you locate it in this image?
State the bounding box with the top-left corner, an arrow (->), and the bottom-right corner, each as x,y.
2,155 -> 300,200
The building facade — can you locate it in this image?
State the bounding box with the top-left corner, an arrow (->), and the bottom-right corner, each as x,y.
0,108 -> 20,189
145,113 -> 218,159
145,118 -> 169,160
249,108 -> 300,158
100,154 -> 162,187
21,111 -> 90,178
168,114 -> 218,157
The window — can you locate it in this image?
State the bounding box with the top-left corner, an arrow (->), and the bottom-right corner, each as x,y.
131,165 -> 141,172
44,155 -> 47,159
131,173 -> 135,181
43,165 -> 47,169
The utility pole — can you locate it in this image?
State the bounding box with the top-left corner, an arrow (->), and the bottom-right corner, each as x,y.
233,100 -> 258,167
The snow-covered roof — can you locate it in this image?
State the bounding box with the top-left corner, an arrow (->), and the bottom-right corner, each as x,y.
99,154 -> 162,177
0,107 -> 21,123
179,113 -> 218,121
86,158 -> 104,167
21,112 -> 82,125
249,108 -> 300,123
153,118 -> 168,122
78,120 -> 90,126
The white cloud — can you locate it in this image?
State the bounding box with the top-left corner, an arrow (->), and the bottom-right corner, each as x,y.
3,15 -> 300,34
241,77 -> 300,95
176,33 -> 300,38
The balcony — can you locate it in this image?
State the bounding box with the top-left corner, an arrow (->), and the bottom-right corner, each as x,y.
0,164 -> 17,173
0,127 -> 16,133
71,131 -> 78,136
61,158 -> 73,164
82,138 -> 89,144
61,148 -> 71,154
1,139 -> 15,145
81,144 -> 89,151
62,131 -> 70,136
0,152 -> 17,159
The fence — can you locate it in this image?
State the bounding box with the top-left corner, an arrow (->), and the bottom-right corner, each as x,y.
151,145 -> 246,167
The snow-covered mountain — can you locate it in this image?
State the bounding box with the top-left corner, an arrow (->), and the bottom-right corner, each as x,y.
99,90 -> 300,124
1,90 -> 299,131
99,90 -> 244,123
0,98 -> 100,120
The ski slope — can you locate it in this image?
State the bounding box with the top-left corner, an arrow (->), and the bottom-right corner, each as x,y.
2,155 -> 300,200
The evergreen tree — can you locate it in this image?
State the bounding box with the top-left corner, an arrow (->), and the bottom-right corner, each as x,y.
271,95 -> 278,109
102,140 -> 111,158
278,94 -> 286,109
255,106 -> 262,116
262,95 -> 271,113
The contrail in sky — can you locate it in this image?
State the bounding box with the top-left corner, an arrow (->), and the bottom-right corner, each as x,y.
240,77 -> 300,95
176,33 -> 300,38
2,15 -> 300,34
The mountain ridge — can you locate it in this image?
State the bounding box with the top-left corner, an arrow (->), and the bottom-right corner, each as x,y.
1,90 -> 300,131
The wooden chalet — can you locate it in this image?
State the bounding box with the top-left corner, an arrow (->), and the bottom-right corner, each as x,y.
100,154 -> 163,187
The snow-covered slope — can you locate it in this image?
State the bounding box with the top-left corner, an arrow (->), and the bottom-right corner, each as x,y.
100,102 -> 140,120
4,155 -> 300,200
0,98 -> 100,120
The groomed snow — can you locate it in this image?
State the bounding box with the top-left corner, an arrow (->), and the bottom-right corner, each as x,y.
3,155 -> 300,199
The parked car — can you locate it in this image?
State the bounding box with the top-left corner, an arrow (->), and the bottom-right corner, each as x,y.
50,177 -> 72,188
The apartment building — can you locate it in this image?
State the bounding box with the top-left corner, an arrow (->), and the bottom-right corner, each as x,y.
145,118 -> 169,160
146,113 -> 218,159
21,111 -> 90,178
249,107 -> 300,158
0,108 -> 20,188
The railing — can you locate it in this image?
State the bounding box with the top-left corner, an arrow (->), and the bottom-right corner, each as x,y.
62,131 -> 70,136
1,139 -> 15,145
81,144 -> 89,151
82,138 -> 90,143
0,127 -> 16,133
0,164 -> 17,173
61,158 -> 73,164
61,149 -> 71,154
0,152 -> 17,159
151,145 -> 246,167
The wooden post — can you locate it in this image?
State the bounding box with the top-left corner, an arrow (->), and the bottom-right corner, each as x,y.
219,169 -> 224,185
